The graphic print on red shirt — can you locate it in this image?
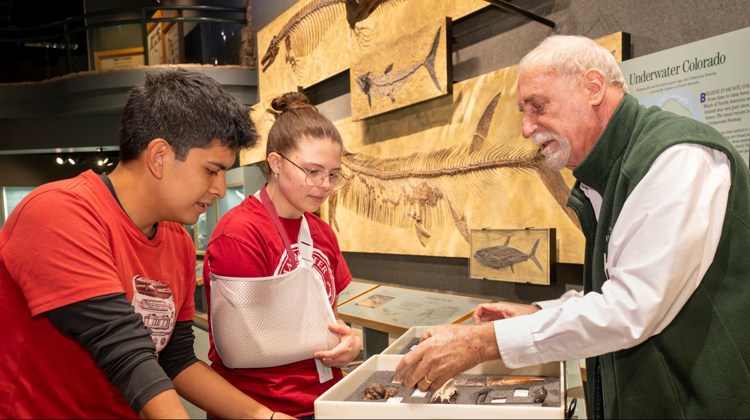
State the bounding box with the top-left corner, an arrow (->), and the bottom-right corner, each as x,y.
273,244 -> 337,305
132,275 -> 177,352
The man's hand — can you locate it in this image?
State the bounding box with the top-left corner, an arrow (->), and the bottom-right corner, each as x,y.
473,301 -> 540,323
314,320 -> 362,368
393,323 -> 500,392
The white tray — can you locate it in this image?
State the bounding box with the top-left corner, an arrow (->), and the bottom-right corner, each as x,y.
380,326 -> 432,355
315,354 -> 566,419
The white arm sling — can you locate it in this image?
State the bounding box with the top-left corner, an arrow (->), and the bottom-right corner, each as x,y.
209,188 -> 339,371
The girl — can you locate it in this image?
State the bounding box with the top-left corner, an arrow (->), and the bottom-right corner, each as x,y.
204,92 -> 361,419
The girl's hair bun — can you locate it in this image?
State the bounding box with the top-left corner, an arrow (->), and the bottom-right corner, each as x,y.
270,92 -> 312,113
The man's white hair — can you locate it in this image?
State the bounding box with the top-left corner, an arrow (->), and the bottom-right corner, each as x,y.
519,35 -> 628,93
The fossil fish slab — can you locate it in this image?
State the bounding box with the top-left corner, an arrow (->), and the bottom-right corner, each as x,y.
355,26 -> 443,107
260,0 -> 402,74
473,237 -> 543,273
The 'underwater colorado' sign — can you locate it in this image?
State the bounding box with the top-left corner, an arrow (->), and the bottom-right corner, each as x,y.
619,27 -> 750,167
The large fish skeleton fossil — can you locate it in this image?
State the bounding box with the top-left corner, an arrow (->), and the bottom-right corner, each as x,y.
261,0 -> 404,74
354,26 -> 443,107
327,91 -> 579,247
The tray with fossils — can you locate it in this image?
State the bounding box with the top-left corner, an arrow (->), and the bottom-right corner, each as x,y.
315,355 -> 566,419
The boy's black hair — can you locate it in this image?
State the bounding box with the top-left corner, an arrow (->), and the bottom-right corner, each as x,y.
118,69 -> 257,162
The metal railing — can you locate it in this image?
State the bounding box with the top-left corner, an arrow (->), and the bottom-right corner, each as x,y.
0,5 -> 247,79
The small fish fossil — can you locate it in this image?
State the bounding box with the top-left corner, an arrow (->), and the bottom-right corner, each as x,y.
355,26 -> 443,107
473,236 -> 543,273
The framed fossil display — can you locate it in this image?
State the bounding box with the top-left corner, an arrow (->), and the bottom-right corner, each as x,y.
147,20 -> 164,65
162,12 -> 184,64
469,228 -> 556,285
349,18 -> 452,120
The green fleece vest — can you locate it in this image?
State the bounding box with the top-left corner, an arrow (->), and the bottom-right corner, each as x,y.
567,94 -> 750,418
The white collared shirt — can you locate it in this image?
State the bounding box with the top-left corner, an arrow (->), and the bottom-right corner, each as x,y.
494,144 -> 731,367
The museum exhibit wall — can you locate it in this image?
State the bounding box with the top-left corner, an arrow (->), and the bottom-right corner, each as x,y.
249,0 -> 750,304
1,0 -> 748,305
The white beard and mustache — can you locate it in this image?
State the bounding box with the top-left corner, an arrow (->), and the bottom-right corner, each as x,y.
533,132 -> 572,171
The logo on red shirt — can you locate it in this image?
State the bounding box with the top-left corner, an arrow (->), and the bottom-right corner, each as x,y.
275,246 -> 336,305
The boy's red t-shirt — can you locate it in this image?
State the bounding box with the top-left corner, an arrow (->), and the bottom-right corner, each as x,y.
0,170 -> 196,418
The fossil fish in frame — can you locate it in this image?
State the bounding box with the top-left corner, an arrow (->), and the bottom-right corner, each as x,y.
354,25 -> 444,108
470,229 -> 555,285
473,236 -> 543,273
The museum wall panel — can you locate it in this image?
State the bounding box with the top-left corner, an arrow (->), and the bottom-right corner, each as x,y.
245,0 -> 750,303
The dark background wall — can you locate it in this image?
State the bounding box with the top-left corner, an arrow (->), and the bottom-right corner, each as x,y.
1,0 -> 748,304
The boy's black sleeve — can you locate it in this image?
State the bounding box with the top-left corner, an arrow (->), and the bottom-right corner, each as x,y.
158,320 -> 200,379
47,292 -> 174,414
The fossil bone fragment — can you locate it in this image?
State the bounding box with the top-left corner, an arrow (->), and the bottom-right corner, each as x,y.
430,378 -> 457,404
363,383 -> 398,400
468,91 -> 502,154
455,376 -> 546,387
533,386 -> 548,403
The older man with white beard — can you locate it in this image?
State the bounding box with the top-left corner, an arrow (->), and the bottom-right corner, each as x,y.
395,34 -> 750,419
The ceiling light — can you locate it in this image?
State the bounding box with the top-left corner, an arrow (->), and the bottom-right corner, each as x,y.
68,157 -> 76,165
56,156 -> 64,165
24,41 -> 79,50
97,157 -> 109,166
